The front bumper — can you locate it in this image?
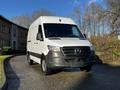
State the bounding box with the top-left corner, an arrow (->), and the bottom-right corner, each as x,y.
46,51 -> 94,69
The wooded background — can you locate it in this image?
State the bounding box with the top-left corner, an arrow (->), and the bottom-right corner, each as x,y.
11,0 -> 120,37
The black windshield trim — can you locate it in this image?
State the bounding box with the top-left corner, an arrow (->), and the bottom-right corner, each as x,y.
43,23 -> 85,39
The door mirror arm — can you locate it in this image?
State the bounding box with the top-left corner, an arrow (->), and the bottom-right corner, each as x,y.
83,34 -> 87,38
37,33 -> 43,41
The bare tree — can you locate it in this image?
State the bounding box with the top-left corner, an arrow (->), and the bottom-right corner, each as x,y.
104,0 -> 120,34
83,6 -> 91,36
11,15 -> 31,28
31,9 -> 54,22
83,2 -> 103,37
71,0 -> 120,37
73,6 -> 83,29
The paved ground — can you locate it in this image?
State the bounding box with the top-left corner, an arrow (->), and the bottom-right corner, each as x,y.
2,55 -> 120,90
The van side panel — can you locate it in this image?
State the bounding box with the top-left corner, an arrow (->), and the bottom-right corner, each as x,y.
27,25 -> 42,64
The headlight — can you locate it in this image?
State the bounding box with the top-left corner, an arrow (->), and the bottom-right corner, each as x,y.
48,45 -> 60,51
90,45 -> 95,51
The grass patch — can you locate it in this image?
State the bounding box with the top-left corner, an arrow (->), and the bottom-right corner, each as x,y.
112,51 -> 120,56
0,55 -> 10,84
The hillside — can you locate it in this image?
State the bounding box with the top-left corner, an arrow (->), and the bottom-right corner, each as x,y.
90,35 -> 120,64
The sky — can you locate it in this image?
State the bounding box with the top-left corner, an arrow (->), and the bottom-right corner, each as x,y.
0,0 -> 104,19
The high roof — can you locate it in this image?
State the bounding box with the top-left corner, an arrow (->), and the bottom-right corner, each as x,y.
30,16 -> 76,28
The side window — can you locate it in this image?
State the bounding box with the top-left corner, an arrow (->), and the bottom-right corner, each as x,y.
36,25 -> 44,41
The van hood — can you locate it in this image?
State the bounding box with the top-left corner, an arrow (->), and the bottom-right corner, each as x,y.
46,38 -> 92,47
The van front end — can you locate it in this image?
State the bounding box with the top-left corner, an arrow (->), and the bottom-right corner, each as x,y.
46,45 -> 94,70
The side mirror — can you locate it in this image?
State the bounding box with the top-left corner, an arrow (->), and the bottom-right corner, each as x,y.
37,33 -> 43,41
83,34 -> 87,38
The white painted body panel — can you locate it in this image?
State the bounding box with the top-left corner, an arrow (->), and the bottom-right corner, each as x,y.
45,38 -> 91,47
30,55 -> 41,64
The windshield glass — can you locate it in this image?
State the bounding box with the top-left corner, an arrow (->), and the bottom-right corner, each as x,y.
44,24 -> 85,39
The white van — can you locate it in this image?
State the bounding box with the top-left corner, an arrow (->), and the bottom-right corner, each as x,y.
27,16 -> 94,75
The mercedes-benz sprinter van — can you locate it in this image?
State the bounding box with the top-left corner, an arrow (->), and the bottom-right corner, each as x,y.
27,16 -> 94,75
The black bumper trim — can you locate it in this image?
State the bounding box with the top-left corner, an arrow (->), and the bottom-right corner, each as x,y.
46,51 -> 94,68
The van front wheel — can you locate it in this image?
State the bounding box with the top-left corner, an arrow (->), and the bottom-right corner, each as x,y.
80,66 -> 91,72
41,60 -> 51,75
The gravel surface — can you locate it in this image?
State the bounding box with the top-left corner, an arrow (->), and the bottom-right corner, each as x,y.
2,55 -> 120,90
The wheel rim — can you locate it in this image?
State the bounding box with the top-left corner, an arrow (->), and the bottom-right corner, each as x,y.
42,60 -> 46,72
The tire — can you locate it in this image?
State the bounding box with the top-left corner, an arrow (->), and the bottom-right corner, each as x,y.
27,53 -> 33,65
41,59 -> 51,75
80,67 -> 85,71
80,66 -> 91,72
85,66 -> 91,72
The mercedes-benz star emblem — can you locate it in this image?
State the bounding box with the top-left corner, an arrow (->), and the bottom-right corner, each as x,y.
74,48 -> 81,55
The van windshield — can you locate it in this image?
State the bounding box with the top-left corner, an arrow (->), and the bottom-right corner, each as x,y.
44,24 -> 85,39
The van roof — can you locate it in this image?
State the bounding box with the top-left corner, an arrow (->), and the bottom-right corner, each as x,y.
30,16 -> 76,28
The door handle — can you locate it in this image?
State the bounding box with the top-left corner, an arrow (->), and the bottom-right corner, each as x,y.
27,40 -> 31,42
34,42 -> 38,44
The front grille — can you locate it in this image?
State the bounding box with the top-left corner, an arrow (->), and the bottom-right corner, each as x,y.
62,46 -> 91,59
